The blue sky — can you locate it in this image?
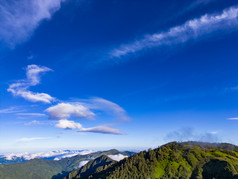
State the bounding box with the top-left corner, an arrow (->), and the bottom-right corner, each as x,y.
1,0 -> 238,153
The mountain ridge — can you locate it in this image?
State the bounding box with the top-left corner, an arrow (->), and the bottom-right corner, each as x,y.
0,149 -> 133,179
66,141 -> 238,179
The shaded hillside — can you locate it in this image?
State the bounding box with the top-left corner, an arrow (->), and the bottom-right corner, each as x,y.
68,142 -> 238,179
65,155 -> 116,179
0,157 -> 27,165
0,149 -> 133,179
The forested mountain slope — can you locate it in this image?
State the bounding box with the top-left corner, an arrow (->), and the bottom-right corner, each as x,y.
0,149 -> 133,179
68,142 -> 238,179
65,155 -> 116,179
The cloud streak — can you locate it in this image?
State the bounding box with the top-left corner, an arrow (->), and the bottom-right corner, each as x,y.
0,107 -> 24,114
110,5 -> 238,58
0,0 -> 65,46
17,137 -> 48,142
24,120 -> 53,126
227,117 -> 238,120
75,97 -> 129,121
8,64 -> 55,103
79,125 -> 125,135
17,113 -> 46,116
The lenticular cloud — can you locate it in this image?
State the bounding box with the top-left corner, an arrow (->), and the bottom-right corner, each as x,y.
45,103 -> 95,120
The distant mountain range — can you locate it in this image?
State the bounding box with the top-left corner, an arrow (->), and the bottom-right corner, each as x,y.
0,149 -> 134,179
0,149 -> 94,165
2,142 -> 238,179
66,142 -> 238,179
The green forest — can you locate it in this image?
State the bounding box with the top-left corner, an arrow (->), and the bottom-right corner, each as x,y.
2,142 -> 238,179
67,142 -> 238,179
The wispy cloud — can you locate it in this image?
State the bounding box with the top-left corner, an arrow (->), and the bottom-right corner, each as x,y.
17,137 -> 49,142
24,120 -> 53,126
0,0 -> 66,47
164,127 -> 220,143
209,131 -> 219,135
183,0 -> 215,12
79,125 -> 125,135
110,5 -> 238,58
8,64 -> 55,103
8,66 -> 128,135
17,113 -> 46,116
227,117 -> 238,120
0,107 -> 24,114
45,98 -> 128,134
75,97 -> 130,121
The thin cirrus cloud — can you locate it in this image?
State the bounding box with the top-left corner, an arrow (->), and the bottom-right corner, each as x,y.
0,106 -> 24,114
24,120 -> 53,126
0,0 -> 66,47
79,125 -> 125,135
110,5 -> 238,58
17,137 -> 49,142
227,118 -> 238,120
183,0 -> 215,12
8,64 -> 55,103
75,97 -> 130,121
17,113 -> 46,116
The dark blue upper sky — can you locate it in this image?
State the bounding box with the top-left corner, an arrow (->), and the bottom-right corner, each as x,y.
1,0 -> 238,152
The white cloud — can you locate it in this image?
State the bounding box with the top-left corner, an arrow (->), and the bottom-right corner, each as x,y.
183,0 -> 215,13
3,149 -> 93,161
107,154 -> 127,161
75,97 -> 129,121
0,0 -> 66,46
78,160 -> 89,168
55,119 -> 82,129
110,5 -> 238,58
17,113 -> 46,116
0,107 -> 24,114
8,64 -> 55,103
78,150 -> 94,155
89,98 -> 129,121
45,103 -> 95,120
45,99 -> 127,133
25,64 -> 53,85
227,117 -> 238,120
17,137 -> 48,142
24,120 -> 53,126
80,125 -> 125,135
